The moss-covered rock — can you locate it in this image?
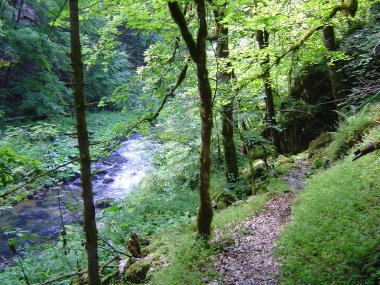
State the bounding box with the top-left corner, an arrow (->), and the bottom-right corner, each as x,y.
211,188 -> 236,209
124,260 -> 151,284
253,159 -> 266,177
274,155 -> 294,175
216,200 -> 228,210
308,132 -> 332,155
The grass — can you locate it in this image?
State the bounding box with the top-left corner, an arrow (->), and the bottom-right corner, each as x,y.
145,192 -> 270,285
145,171 -> 293,285
323,105 -> 379,161
0,135 -> 200,284
277,125 -> 380,285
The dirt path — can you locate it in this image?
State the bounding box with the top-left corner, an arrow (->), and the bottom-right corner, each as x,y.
212,161 -> 307,285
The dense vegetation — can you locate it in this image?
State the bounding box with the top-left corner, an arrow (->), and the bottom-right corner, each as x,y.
0,0 -> 379,284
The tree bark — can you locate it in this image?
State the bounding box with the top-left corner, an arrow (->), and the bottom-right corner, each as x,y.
168,0 -> 213,237
255,29 -> 281,151
323,24 -> 345,108
68,0 -> 101,284
213,5 -> 239,185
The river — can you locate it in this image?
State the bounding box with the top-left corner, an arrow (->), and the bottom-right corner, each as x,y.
0,135 -> 153,267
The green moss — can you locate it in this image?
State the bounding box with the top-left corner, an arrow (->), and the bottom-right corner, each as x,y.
308,132 -> 332,154
124,260 -> 151,284
274,155 -> 294,175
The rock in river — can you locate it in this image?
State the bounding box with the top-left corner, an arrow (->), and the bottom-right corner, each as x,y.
103,174 -> 114,184
95,198 -> 114,209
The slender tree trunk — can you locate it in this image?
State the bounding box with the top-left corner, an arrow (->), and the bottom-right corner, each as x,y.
323,24 -> 345,109
168,0 -> 213,237
255,29 -> 281,151
68,0 -> 101,284
214,5 -> 239,185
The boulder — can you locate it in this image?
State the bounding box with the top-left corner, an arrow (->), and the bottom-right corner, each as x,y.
253,159 -> 266,177
103,175 -> 114,184
123,260 -> 151,284
95,198 -> 114,209
216,200 -> 227,210
93,168 -> 108,175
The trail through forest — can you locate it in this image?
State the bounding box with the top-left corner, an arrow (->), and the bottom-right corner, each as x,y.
212,161 -> 307,284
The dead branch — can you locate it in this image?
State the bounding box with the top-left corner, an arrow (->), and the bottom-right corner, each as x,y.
101,269 -> 119,285
99,255 -> 120,273
39,271 -> 86,285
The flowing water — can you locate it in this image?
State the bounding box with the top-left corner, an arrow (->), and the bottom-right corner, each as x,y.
0,135 -> 153,266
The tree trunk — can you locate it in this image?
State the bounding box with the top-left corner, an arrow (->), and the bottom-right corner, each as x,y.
323,24 -> 345,109
68,0 -> 101,284
214,5 -> 239,185
168,0 -> 213,237
255,29 -> 281,151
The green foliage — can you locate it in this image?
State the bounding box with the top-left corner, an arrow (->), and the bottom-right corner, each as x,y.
277,126 -> 380,285
149,229 -> 213,285
274,155 -> 295,175
100,176 -> 198,237
308,132 -> 333,154
0,112 -> 129,196
212,194 -> 268,231
147,193 -> 269,285
0,18 -> 72,117
341,17 -> 380,109
0,147 -> 40,188
0,224 -> 88,285
324,106 -> 377,160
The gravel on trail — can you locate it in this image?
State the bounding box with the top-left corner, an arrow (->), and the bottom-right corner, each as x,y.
212,161 -> 307,285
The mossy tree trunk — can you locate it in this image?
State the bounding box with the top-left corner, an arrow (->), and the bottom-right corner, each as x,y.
168,0 -> 213,237
323,24 -> 346,109
213,3 -> 239,185
68,0 -> 101,284
255,29 -> 281,151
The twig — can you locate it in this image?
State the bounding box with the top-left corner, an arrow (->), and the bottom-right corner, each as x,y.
39,254 -> 121,285
101,269 -> 119,285
99,255 -> 120,273
46,0 -> 68,41
39,271 -> 86,285
109,62 -> 189,149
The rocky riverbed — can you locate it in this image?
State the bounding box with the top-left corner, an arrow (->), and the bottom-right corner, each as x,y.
0,135 -> 154,266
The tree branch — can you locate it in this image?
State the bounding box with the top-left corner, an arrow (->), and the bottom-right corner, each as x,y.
109,62 -> 189,148
0,158 -> 79,199
46,0 -> 68,41
168,2 -> 198,62
353,141 -> 380,161
274,4 -> 346,65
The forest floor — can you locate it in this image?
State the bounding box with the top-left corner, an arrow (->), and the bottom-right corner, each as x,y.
212,161 -> 307,285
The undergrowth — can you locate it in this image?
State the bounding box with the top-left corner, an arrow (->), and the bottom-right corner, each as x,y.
323,105 -> 379,161
146,192 -> 269,285
277,124 -> 380,284
145,164 -> 290,285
